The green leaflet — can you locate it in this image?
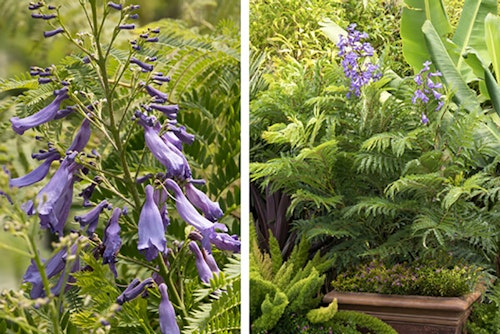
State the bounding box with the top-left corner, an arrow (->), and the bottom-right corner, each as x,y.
422,20 -> 480,112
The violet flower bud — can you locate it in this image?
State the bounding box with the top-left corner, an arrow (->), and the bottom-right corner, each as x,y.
130,57 -> 153,72
103,207 -> 122,277
42,14 -> 57,20
0,190 -> 13,205
149,104 -> 179,120
137,185 -> 166,261
10,88 -> 68,135
152,75 -> 171,83
185,182 -> 223,222
129,13 -> 139,19
38,77 -> 52,84
31,13 -> 43,19
119,24 -> 135,30
170,125 -> 195,145
158,283 -> 180,334
44,28 -> 64,38
107,2 -> 122,10
74,200 -> 110,236
116,278 -> 154,305
146,37 -> 159,43
79,176 -> 101,207
143,84 -> 168,102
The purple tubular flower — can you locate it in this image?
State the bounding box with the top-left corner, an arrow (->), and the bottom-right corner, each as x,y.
10,88 -> 69,135
146,37 -> 159,43
170,125 -> 195,145
36,152 -> 81,235
421,112 -> 429,124
144,84 -> 168,102
158,283 -> 180,334
130,57 -> 154,72
189,242 -> 213,283
164,179 -> 227,249
119,24 -> 135,30
9,152 -> 61,188
116,278 -> 154,305
137,185 -> 166,261
107,1 -> 122,10
204,251 -> 220,274
209,232 -> 241,253
185,182 -> 223,222
152,74 -> 171,83
103,208 -> 122,277
23,239 -> 81,299
67,118 -> 91,153
129,13 -> 139,19
74,200 -> 110,236
136,112 -> 188,178
44,28 -> 64,38
31,13 -> 43,19
149,104 -> 179,119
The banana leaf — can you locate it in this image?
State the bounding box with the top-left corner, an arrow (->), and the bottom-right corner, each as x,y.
401,0 -> 451,72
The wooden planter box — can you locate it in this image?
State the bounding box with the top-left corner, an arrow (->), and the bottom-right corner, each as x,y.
323,290 -> 482,334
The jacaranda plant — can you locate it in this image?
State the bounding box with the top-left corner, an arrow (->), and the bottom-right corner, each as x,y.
0,1 -> 240,333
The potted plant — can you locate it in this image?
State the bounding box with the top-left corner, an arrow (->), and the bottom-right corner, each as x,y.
324,259 -> 485,334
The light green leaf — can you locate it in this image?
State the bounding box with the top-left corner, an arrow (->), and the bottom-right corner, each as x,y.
453,0 -> 497,70
318,18 -> 346,45
401,0 -> 451,71
485,13 -> 500,85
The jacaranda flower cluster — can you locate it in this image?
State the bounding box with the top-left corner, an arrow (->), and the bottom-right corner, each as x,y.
1,1 -> 240,333
337,23 -> 382,98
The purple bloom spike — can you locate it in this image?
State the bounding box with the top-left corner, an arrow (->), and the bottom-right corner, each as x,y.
185,182 -> 223,222
67,118 -> 91,153
137,185 -> 166,261
103,207 -> 122,277
164,179 -> 227,250
107,1 -> 122,10
10,88 -> 69,135
116,277 -> 154,305
44,28 -> 64,38
36,152 -> 81,235
74,200 -> 110,236
189,242 -> 213,283
158,283 -> 180,334
143,84 -> 168,102
9,152 -> 60,188
135,112 -> 188,179
130,57 -> 153,72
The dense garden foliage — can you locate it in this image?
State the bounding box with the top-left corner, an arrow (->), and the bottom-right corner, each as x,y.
250,0 -> 500,332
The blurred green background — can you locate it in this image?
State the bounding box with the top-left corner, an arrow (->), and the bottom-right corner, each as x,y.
0,0 -> 239,290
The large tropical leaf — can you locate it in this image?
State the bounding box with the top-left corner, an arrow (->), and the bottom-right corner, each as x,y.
453,0 -> 497,70
401,0 -> 451,71
422,20 -> 480,112
485,13 -> 500,84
